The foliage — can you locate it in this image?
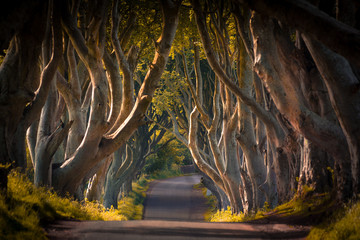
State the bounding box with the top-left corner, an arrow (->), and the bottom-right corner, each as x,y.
205,185 -> 332,224
153,69 -> 187,114
171,0 -> 199,55
116,181 -> 148,220
307,201 -> 360,240
0,170 -> 126,240
144,136 -> 191,174
210,206 -> 246,222
268,187 -> 331,218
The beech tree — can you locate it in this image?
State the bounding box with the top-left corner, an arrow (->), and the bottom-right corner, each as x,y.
1,0 -> 359,215
237,0 -> 359,201
0,0 -> 61,191
53,0 -> 181,196
186,0 -> 358,210
0,0 -> 181,198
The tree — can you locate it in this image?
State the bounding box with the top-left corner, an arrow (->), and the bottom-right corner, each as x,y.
0,0 -> 61,191
51,0 -> 182,196
0,0 -> 181,199
2,0 -> 358,215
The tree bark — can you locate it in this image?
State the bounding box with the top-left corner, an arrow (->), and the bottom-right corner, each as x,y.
233,0 -> 360,68
250,12 -> 353,201
302,35 -> 360,196
53,0 -> 181,195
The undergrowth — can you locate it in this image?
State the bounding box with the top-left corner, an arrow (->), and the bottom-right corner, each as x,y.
204,184 -> 333,223
202,182 -> 360,239
210,206 -> 246,222
146,165 -> 182,180
1,170 -> 127,240
116,180 -> 148,220
194,182 -> 247,222
0,166 -> 183,240
307,200 -> 360,240
254,187 -> 332,221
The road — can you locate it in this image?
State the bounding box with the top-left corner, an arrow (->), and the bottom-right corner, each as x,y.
143,174 -> 207,221
46,175 -> 310,239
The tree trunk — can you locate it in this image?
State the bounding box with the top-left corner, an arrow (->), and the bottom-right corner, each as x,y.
303,35 -> 360,196
53,0 -> 181,196
299,138 -> 333,193
234,0 -> 360,69
104,147 -> 126,209
85,157 -> 112,202
250,12 -> 353,201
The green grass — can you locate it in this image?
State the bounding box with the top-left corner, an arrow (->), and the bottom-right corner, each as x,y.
200,183 -> 360,239
1,171 -> 127,240
203,185 -> 333,223
0,166 -> 185,239
116,180 -> 148,220
249,191 -> 333,223
307,201 -> 360,240
146,164 -> 183,180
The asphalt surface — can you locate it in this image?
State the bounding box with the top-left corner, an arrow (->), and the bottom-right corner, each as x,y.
46,174 -> 310,239
143,174 -> 207,221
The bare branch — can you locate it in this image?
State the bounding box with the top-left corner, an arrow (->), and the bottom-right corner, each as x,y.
233,0 -> 360,68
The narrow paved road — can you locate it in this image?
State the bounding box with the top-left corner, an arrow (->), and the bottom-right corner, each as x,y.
143,174 -> 207,221
46,175 -> 310,239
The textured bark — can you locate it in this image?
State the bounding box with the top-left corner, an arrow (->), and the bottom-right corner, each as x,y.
103,51 -> 122,127
34,10 -> 72,186
53,0 -> 181,195
107,0 -> 138,133
85,157 -> 111,202
191,0 -> 284,211
201,174 -> 228,210
0,1 -> 48,184
299,139 -> 333,193
250,13 -> 352,201
188,108 -> 225,192
237,42 -> 268,209
233,0 -> 360,68
26,120 -> 39,167
56,54 -> 86,160
103,146 -> 127,209
303,35 -> 360,196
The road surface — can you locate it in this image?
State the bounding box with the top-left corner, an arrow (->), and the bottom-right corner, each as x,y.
46,175 -> 310,239
143,174 -> 207,221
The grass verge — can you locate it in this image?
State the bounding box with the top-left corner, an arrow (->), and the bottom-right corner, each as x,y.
307,200 -> 360,240
199,182 -> 360,239
1,170 -> 127,240
0,166 -> 183,239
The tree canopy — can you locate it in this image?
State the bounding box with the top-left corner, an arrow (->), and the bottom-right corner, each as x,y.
0,0 -> 359,214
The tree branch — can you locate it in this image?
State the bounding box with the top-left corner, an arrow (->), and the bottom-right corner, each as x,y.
234,0 -> 360,68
